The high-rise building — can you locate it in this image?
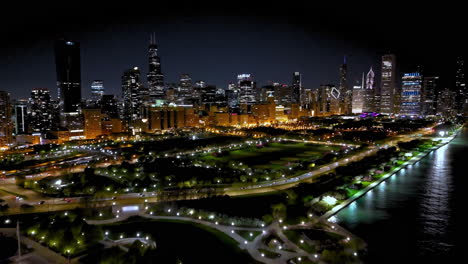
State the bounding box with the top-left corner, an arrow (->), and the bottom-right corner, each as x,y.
122,67 -> 144,127
380,54 -> 397,114
90,80 -> 104,102
422,76 -> 439,116
54,39 -> 82,117
339,56 -> 352,114
352,73 -> 366,113
363,67 -> 376,112
454,57 -> 466,113
291,72 -> 302,104
29,88 -> 52,133
226,89 -> 240,109
238,74 -> 256,105
13,99 -> 28,135
83,108 -> 102,139
437,88 -> 457,117
101,95 -> 119,119
317,84 -> 336,115
147,34 -> 165,101
400,72 -> 423,116
177,74 -> 193,104
0,91 -> 13,146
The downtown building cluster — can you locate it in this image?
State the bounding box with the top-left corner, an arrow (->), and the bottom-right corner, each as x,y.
0,38 -> 467,148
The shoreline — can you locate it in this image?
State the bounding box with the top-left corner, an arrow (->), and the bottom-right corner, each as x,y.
321,129 -> 460,220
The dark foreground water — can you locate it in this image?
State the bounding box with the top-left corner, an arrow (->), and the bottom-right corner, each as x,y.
336,128 -> 467,264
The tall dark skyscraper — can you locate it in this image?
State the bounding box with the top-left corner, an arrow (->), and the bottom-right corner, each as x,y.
122,67 -> 144,127
147,34 -> 165,101
380,54 -> 397,114
291,72 -> 302,104
339,56 -> 352,114
54,39 -> 82,114
454,57 -> 466,113
422,76 -> 439,116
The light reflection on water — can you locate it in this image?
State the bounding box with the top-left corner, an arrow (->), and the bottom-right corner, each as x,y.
336,132 -> 465,263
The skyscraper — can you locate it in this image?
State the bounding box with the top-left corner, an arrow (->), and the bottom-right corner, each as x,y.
437,88 -> 456,117
0,91 -> 13,146
54,39 -> 82,115
147,34 -> 165,101
291,72 -> 301,104
13,99 -> 28,135
422,76 -> 439,116
380,54 -> 397,114
101,95 -> 119,119
238,74 -> 256,105
122,67 -> 144,128
454,57 -> 466,113
363,67 -> 376,112
29,88 -> 52,133
90,80 -> 104,102
339,56 -> 352,114
400,72 -> 423,116
352,73 -> 366,113
177,74 -> 193,104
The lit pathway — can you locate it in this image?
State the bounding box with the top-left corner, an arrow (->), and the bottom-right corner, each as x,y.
85,213 -> 342,264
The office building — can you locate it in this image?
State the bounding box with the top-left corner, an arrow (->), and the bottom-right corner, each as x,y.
380,54 -> 397,114
147,34 -> 165,101
90,80 -> 104,102
422,76 -> 439,116
400,72 -> 423,116
0,91 -> 13,146
29,88 -> 52,133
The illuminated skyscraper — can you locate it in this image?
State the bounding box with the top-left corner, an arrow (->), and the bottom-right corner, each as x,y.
177,74 -> 193,104
13,99 -> 28,135
122,67 -> 144,127
238,74 -> 256,105
380,54 -> 397,114
0,91 -> 13,146
422,76 -> 439,116
437,88 -> 456,117
147,34 -> 165,101
363,67 -> 376,112
454,57 -> 466,113
90,80 -> 104,102
291,72 -> 302,104
400,72 -> 423,116
352,73 -> 366,113
29,88 -> 52,133
83,108 -> 102,139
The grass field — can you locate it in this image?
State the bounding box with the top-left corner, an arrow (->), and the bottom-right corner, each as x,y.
200,142 -> 339,169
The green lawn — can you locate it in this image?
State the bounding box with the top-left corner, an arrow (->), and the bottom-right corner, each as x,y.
258,249 -> 281,259
284,230 -> 316,253
236,230 -> 262,241
200,142 -> 338,168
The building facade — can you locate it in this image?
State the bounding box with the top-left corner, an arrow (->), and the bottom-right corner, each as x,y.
380,54 -> 397,114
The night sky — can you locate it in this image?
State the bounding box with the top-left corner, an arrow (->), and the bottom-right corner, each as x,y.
1,1 -> 465,99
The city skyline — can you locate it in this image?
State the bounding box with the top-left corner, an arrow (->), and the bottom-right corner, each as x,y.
2,3 -> 466,100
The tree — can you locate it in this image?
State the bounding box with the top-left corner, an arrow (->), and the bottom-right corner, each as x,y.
271,203 -> 287,220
